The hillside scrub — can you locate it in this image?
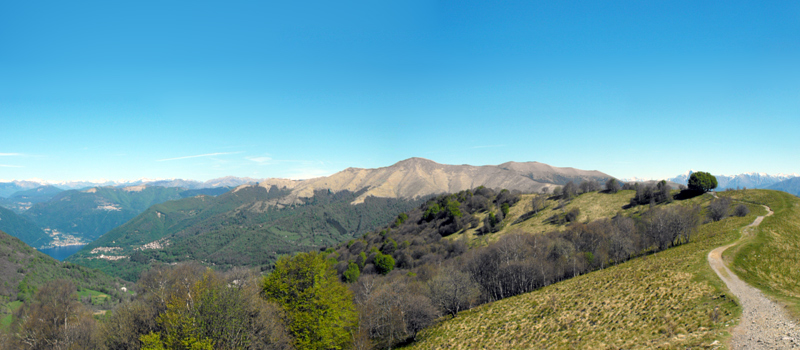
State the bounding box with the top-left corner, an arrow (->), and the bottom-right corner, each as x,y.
323,187 -> 705,348
408,197 -> 761,349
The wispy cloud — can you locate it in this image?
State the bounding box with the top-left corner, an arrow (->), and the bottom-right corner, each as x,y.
157,152 -> 241,162
0,153 -> 23,156
246,156 -> 273,163
0,164 -> 23,168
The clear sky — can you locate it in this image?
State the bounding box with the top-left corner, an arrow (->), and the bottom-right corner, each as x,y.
2,1 -> 799,182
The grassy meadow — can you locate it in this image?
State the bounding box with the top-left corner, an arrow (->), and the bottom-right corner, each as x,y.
408,190 -> 785,349
719,190 -> 800,318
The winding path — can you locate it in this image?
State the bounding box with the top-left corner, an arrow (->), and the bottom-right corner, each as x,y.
708,205 -> 800,349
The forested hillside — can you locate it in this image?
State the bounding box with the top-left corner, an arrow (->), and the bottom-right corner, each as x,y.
68,185 -> 426,281
0,207 -> 49,248
21,185 -> 230,245
0,230 -> 128,332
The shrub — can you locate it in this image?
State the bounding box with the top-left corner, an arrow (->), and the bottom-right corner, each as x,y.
734,204 -> 750,217
374,253 -> 395,275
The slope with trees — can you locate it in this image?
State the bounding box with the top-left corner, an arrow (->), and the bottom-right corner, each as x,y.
0,206 -> 50,248
0,229 -> 128,336
406,192 -> 771,349
68,185 -> 426,281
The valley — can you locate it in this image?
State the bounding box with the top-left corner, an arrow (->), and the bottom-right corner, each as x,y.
1,160 -> 799,349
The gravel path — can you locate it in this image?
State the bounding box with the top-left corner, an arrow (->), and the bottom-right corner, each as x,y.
708,205 -> 800,349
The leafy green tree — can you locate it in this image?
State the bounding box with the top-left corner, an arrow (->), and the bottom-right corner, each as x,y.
343,262 -> 360,283
263,251 -> 358,350
374,252 -> 395,275
688,171 -> 718,192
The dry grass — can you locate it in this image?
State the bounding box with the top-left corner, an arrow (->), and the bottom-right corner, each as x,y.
406,194 -> 759,349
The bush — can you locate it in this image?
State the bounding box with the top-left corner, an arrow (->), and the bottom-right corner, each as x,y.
734,204 -> 750,217
605,179 -> 621,193
374,253 -> 395,275
707,197 -> 731,222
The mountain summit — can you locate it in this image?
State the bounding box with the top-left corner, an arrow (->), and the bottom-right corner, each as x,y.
259,158 -> 613,204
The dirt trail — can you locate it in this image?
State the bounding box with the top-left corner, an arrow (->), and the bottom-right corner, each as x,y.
708,205 -> 800,349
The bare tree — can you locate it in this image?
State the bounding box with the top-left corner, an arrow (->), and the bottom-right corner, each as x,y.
708,197 -> 731,222
734,204 -> 750,217
427,267 -> 480,317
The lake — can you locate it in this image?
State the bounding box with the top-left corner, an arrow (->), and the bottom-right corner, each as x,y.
38,245 -> 86,261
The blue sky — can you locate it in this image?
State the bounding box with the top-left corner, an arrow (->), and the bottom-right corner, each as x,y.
2,1 -> 799,182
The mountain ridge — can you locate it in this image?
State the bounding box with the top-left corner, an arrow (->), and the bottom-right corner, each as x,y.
259,158 -> 613,205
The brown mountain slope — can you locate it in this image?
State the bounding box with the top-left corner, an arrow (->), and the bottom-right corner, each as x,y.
261,158 -> 613,204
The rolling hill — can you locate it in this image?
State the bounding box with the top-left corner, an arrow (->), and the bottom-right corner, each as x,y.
767,177 -> 800,197
65,159 -> 613,280
0,206 -> 50,248
20,185 -> 236,247
0,229 -> 128,328
327,186 -> 780,348
67,185 -> 426,280
0,185 -> 64,213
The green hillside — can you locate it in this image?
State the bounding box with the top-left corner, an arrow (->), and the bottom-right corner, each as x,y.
68,185 -> 425,281
400,190 -> 787,349
0,206 -> 50,248
0,229 -> 128,328
767,177 -> 800,197
721,190 -> 800,317
0,185 -> 63,213
23,186 -> 189,242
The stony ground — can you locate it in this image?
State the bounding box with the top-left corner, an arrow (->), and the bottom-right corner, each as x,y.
708,206 -> 800,349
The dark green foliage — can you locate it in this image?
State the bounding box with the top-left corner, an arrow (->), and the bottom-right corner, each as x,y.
0,206 -> 50,248
394,212 -> 408,226
423,203 -> 442,221
332,187 -> 516,276
68,187 -> 424,281
24,186 -> 190,242
263,251 -> 357,350
375,253 -> 395,274
501,203 -> 510,216
343,262 -> 360,283
688,171 -> 718,193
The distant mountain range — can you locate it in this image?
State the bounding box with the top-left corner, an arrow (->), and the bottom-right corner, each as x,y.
768,177 -> 800,197
667,170 -> 799,190
0,176 -> 266,197
622,170 -> 799,191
